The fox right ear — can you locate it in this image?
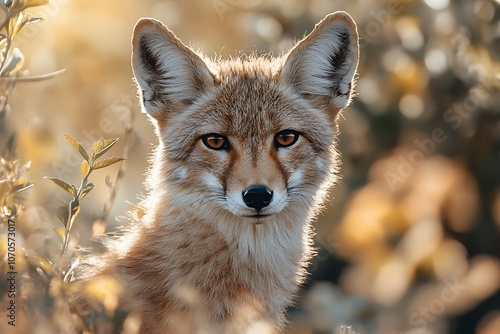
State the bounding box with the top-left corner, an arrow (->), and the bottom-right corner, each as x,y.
131,18 -> 214,120
280,12 -> 359,118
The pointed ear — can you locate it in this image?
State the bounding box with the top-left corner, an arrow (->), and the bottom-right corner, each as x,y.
131,18 -> 215,120
280,12 -> 359,117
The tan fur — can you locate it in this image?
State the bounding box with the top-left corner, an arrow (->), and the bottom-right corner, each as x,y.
79,12 -> 359,334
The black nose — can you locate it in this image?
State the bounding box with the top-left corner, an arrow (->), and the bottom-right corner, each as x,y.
242,185 -> 273,211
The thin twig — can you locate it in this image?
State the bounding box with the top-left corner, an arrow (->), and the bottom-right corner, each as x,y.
61,164 -> 93,257
0,15 -> 8,29
98,97 -> 136,225
0,68 -> 66,82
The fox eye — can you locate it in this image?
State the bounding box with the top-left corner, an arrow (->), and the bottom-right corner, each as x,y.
201,133 -> 229,150
274,130 -> 299,148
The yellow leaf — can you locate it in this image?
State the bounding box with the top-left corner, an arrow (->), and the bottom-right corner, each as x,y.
7,12 -> 31,38
53,226 -> 65,242
94,156 -> 125,170
67,199 -> 80,230
91,138 -> 117,159
57,203 -> 69,226
80,183 -> 94,200
81,160 -> 90,179
44,177 -> 75,196
65,133 -> 90,162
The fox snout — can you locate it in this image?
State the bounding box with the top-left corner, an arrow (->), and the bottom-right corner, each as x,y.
242,185 -> 273,211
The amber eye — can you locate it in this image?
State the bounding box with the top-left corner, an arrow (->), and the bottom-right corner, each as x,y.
201,133 -> 229,150
274,130 -> 299,148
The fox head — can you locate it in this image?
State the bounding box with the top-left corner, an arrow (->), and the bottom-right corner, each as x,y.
131,12 -> 359,231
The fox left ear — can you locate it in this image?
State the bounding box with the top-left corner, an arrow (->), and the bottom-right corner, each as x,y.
131,18 -> 215,121
281,12 -> 359,116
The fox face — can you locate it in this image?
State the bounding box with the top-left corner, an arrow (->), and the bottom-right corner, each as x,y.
155,72 -> 336,223
132,13 -> 359,232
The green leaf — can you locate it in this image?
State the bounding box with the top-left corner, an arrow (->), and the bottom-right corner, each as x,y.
80,160 -> 90,179
53,226 -> 65,242
91,138 -> 118,159
64,133 -> 90,163
44,177 -> 75,196
80,183 -> 94,200
94,156 -> 125,170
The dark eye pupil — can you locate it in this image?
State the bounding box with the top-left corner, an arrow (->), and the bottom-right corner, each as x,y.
275,130 -> 299,148
202,133 -> 228,150
209,137 -> 221,147
280,134 -> 294,144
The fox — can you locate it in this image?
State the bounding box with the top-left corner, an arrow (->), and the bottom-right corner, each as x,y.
76,11 -> 359,334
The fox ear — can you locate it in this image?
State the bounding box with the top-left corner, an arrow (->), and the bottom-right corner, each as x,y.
281,12 -> 359,116
131,18 -> 214,120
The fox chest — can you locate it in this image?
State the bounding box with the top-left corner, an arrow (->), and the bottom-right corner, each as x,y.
123,240 -> 299,322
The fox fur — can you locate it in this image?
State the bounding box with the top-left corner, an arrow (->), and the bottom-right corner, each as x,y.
77,11 -> 359,334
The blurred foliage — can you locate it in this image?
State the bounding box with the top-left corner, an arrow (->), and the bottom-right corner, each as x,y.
2,135 -> 126,334
0,0 -> 49,223
0,0 -> 499,333
0,157 -> 32,218
0,0 -> 63,139
0,0 -> 64,220
0,1 -> 127,333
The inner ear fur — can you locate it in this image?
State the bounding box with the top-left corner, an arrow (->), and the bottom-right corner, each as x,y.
280,11 -> 359,118
131,18 -> 215,121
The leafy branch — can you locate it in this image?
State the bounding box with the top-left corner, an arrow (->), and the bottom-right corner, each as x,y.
45,134 -> 125,259
0,0 -> 65,137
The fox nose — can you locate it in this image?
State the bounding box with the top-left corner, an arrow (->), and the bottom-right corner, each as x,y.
242,185 -> 273,211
